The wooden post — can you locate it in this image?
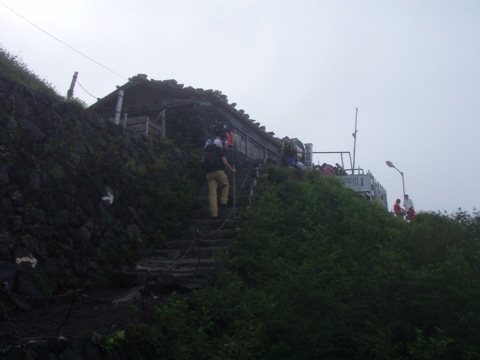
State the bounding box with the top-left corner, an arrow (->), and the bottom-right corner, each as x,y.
114,90 -> 124,125
67,71 -> 78,99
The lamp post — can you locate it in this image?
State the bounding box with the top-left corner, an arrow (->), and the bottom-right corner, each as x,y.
386,160 -> 405,201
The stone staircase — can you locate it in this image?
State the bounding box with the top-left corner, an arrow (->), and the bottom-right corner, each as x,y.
135,156 -> 263,290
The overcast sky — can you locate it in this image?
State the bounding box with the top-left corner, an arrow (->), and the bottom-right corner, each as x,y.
1,0 -> 479,214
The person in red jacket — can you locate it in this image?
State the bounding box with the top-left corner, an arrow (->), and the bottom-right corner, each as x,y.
322,163 -> 335,176
223,127 -> 235,165
393,198 -> 406,219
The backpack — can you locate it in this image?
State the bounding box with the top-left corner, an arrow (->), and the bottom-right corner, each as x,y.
212,122 -> 226,136
202,142 -> 223,172
284,140 -> 297,156
204,137 -> 224,150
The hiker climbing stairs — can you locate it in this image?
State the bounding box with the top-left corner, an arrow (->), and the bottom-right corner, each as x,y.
135,158 -> 264,289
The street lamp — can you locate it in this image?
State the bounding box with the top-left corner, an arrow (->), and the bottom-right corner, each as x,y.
386,160 -> 405,201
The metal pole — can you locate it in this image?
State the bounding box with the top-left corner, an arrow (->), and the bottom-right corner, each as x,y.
233,167 -> 236,219
195,229 -> 200,271
400,171 -> 406,203
154,109 -> 166,138
391,165 -> 405,201
386,161 -> 405,202
161,110 -> 166,138
352,107 -> 358,175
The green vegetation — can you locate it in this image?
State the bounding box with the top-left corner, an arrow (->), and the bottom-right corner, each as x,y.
0,45 -> 86,107
99,330 -> 126,355
0,45 -> 60,98
118,166 -> 480,359
3,44 -> 480,358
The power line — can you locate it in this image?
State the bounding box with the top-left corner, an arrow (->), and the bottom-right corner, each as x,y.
1,1 -> 128,81
76,80 -> 98,100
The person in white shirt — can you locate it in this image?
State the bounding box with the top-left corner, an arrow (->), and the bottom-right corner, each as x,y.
404,194 -> 416,221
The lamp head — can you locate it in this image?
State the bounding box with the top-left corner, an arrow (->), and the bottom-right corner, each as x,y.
386,160 -> 394,168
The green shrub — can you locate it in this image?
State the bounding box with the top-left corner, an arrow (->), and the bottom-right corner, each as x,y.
119,167 -> 480,358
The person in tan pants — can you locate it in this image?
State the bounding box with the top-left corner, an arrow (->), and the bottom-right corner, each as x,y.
204,144 -> 236,219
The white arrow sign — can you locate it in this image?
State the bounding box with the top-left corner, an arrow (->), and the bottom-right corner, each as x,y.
102,186 -> 114,206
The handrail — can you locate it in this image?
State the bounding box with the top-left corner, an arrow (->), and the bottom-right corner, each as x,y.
311,151 -> 354,175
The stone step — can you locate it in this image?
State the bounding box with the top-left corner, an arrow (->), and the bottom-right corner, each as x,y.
132,160 -> 262,291
197,194 -> 253,207
131,265 -> 214,279
179,227 -> 236,240
137,257 -> 216,271
154,245 -> 228,258
165,237 -> 233,249
133,266 -> 216,289
182,218 -> 242,231
164,267 -> 217,277
188,207 -> 250,221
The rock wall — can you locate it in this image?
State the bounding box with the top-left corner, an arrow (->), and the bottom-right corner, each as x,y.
0,76 -> 199,295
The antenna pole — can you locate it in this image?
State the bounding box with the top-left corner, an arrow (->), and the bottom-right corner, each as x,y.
352,107 -> 358,175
